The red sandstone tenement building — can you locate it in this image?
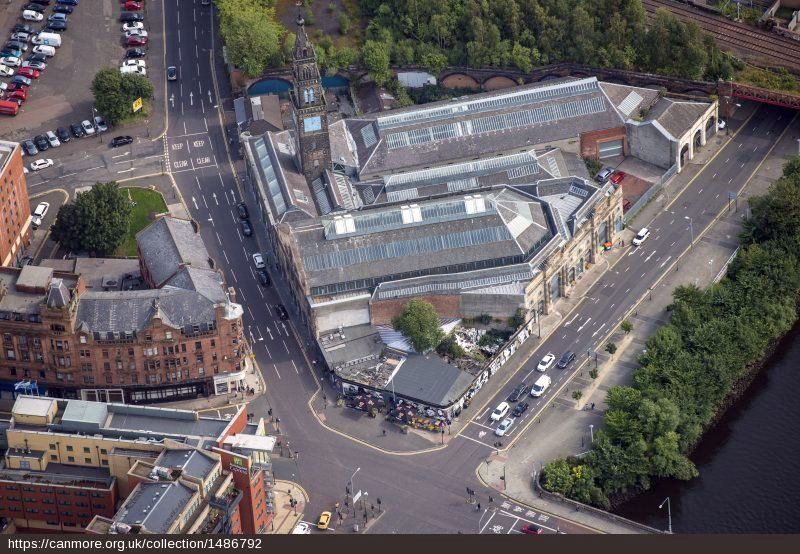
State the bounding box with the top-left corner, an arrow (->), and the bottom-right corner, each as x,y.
0,141 -> 32,267
0,216 -> 246,403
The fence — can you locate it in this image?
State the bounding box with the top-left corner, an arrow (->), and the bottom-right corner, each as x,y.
623,164 -> 679,224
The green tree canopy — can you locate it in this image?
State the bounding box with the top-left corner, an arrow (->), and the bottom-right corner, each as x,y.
362,40 -> 392,86
91,68 -> 154,125
217,0 -> 284,77
392,299 -> 445,352
50,183 -> 133,256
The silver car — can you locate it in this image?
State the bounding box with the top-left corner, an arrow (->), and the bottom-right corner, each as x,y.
45,130 -> 60,148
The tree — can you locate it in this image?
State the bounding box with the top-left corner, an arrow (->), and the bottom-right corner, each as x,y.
605,342 -> 617,356
392,300 -> 444,353
572,390 -> 583,401
50,182 -> 133,256
91,68 -> 154,125
621,320 -> 633,335
217,0 -> 284,77
362,40 -> 392,86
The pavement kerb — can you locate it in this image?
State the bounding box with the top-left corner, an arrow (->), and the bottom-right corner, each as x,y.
494,106 -> 772,454
150,0 -> 169,142
28,188 -> 69,262
473,460 -> 606,534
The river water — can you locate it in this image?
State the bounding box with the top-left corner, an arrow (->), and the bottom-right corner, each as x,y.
615,324 -> 800,533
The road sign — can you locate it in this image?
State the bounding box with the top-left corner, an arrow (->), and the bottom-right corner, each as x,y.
132,97 -> 143,112
352,490 -> 362,503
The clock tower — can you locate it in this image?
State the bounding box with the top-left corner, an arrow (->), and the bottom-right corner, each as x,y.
291,16 -> 331,184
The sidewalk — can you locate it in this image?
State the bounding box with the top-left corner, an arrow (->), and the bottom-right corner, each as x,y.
267,480 -> 308,534
478,105 -> 800,530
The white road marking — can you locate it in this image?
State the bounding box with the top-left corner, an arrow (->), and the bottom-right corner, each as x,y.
223,251 -> 229,264
215,231 -> 222,245
230,269 -> 237,283
273,363 -> 281,379
565,313 -> 580,326
239,288 -> 246,301
591,323 -> 607,338
457,434 -> 497,451
659,255 -> 673,268
576,317 -> 592,332
292,360 -> 299,374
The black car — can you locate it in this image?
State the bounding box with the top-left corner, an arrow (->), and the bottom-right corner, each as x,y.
56,127 -> 71,143
27,53 -> 47,64
256,270 -> 271,287
110,135 -> 133,148
31,0 -> 52,5
512,402 -> 529,417
167,66 -> 177,81
240,219 -> 253,237
556,351 -> 576,369
21,140 -> 38,156
53,4 -> 73,13
6,40 -> 27,51
275,304 -> 289,320
23,4 -> 46,13
236,202 -> 249,219
507,383 -> 528,403
70,123 -> 85,138
46,21 -> 67,31
120,12 -> 144,23
33,134 -> 49,151
12,24 -> 34,34
126,48 -> 146,59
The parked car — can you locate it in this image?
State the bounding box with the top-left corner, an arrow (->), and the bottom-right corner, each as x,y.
5,40 -> 28,52
120,12 -> 144,22
110,135 -> 133,147
26,53 -> 47,64
125,35 -> 148,46
530,375 -> 552,398
256,270 -> 271,287
16,67 -> 39,79
507,383 -> 528,403
52,4 -> 73,13
21,140 -> 37,156
595,167 -> 614,183
537,352 -> 555,372
21,60 -> 46,70
31,201 -> 50,228
610,170 -> 626,184
122,22 -> 144,32
32,45 -> 55,57
30,158 -> 53,171
240,219 -> 253,237
556,351 -> 575,369
56,126 -> 70,143
69,122 -> 85,138
622,198 -> 632,213
252,253 -> 265,269
125,47 -> 146,59
0,66 -> 14,76
0,56 -> 21,67
45,130 -> 60,147
10,32 -> 31,43
94,115 -> 108,133
47,13 -> 67,23
275,304 -> 289,320
632,227 -> 651,246
236,202 -> 249,219
121,59 -> 145,70
291,522 -> 310,534
45,21 -> 67,31
23,3 -> 45,12
125,30 -> 148,39
21,10 -> 45,22
12,24 -> 33,34
80,119 -> 95,135
167,66 -> 177,81
6,89 -> 26,103
490,401 -> 510,421
124,1 -> 143,10
512,402 -> 529,417
520,524 -> 544,535
57,0 -> 79,5
33,134 -> 49,151
495,417 -> 514,437
0,48 -> 22,59
6,82 -> 28,92
30,0 -> 53,4
119,64 -> 145,76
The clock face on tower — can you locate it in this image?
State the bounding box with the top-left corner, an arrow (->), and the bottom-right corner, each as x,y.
303,116 -> 322,133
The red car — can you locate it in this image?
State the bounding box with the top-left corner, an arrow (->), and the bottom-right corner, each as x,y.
6,89 -> 27,103
520,524 -> 544,535
6,82 -> 29,93
610,170 -> 626,184
126,35 -> 148,46
124,1 -> 143,10
16,67 -> 40,79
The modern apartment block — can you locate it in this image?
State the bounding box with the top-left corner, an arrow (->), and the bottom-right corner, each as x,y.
0,141 -> 32,267
0,216 -> 247,403
1,395 -> 275,534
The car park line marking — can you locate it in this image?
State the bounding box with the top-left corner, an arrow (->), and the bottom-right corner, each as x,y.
178,48 -> 181,62
712,173 -> 717,179
239,288 -> 246,302
292,360 -> 299,374
112,152 -> 130,159
86,166 -> 104,171
202,195 -> 208,208
247,306 -> 254,319
273,363 -> 281,379
230,269 -> 237,283
117,168 -> 135,174
60,172 -> 77,178
282,340 -> 290,354
479,510 -> 497,534
258,286 -> 264,298
222,251 -> 229,264
236,228 -> 242,241
215,231 -> 222,245
477,405 -> 492,419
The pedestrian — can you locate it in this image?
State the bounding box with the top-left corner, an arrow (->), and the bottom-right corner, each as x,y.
591,402 -> 595,410
382,429 -> 386,436
476,502 -> 481,512
622,239 -> 625,247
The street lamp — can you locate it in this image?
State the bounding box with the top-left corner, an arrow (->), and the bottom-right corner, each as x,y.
348,467 -> 361,501
589,424 -> 594,443
659,497 -> 673,534
684,216 -> 694,244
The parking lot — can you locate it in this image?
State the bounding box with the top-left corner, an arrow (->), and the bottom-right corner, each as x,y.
0,0 -> 165,149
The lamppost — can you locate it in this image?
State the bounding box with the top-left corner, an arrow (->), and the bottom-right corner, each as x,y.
685,216 -> 694,244
347,467 -> 361,504
589,424 -> 594,443
659,497 -> 673,534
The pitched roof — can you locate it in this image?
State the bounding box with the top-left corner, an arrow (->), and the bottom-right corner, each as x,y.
647,98 -> 711,139
136,217 -> 211,287
164,266 -> 227,304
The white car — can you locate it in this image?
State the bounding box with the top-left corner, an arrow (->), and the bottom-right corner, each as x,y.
94,116 -> 108,133
291,522 -> 310,534
121,59 -> 146,69
21,60 -> 45,70
495,417 -> 514,437
45,131 -> 60,148
11,32 -> 31,43
0,57 -> 21,68
22,10 -> 44,22
530,375 -> 552,398
490,401 -> 510,422
0,65 -> 14,76
125,29 -> 148,38
30,159 -> 53,172
717,119 -> 726,130
120,65 -> 146,76
32,45 -> 55,57
122,22 -> 145,32
81,120 -> 96,136
252,253 -> 265,269
537,352 -> 556,372
31,201 -> 50,228
631,227 -> 651,246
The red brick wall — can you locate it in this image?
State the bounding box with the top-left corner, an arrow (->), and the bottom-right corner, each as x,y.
580,127 -> 627,159
370,295 -> 461,325
0,144 -> 31,266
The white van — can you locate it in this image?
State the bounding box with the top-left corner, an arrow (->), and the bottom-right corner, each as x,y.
32,45 -> 55,57
33,33 -> 61,47
22,10 -> 44,22
120,65 -> 146,76
530,375 -> 551,397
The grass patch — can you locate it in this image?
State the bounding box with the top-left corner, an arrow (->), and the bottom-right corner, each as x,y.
736,65 -> 800,93
115,99 -> 153,126
115,187 -> 167,257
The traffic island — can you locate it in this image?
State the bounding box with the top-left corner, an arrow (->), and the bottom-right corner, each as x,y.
267,480 -> 309,534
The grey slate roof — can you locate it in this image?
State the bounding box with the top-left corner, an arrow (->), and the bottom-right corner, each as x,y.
647,98 -> 711,139
158,449 -> 217,480
46,278 -> 70,308
164,266 -> 227,304
117,480 -> 195,533
136,217 -> 211,287
389,354 -> 476,407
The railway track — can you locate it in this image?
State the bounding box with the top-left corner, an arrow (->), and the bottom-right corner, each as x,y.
641,0 -> 800,72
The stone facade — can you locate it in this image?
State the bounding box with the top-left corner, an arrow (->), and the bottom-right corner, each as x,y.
0,142 -> 32,267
